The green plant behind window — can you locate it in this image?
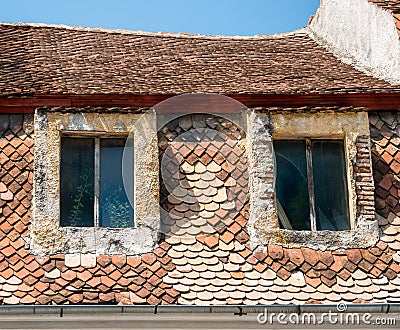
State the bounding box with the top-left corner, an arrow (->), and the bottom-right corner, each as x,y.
102,186 -> 132,228
68,170 -> 93,227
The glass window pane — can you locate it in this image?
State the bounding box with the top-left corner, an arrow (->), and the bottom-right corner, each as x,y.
312,140 -> 350,231
99,138 -> 134,228
274,140 -> 310,230
60,138 -> 94,227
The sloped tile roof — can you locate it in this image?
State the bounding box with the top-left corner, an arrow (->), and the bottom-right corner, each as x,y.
0,23 -> 396,97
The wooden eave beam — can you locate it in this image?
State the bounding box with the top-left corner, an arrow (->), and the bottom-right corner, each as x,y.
0,92 -> 399,113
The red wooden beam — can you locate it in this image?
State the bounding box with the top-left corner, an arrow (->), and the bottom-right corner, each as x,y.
230,93 -> 400,110
0,106 -> 35,114
0,99 -> 71,106
0,92 -> 399,113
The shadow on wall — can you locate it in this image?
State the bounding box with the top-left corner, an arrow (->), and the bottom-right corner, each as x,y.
158,114 -> 249,240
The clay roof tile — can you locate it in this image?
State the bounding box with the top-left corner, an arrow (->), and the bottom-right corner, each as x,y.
0,23 -> 396,97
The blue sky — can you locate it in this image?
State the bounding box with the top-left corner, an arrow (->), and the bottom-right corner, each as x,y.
1,0 -> 320,36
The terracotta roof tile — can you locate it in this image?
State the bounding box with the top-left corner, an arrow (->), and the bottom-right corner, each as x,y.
305,275 -> 321,288
44,268 -> 60,279
359,259 -> 374,272
203,234 -> 219,249
321,276 -> 336,287
276,268 -> 291,281
300,247 -> 320,266
80,254 -> 96,268
343,260 -> 358,273
345,249 -> 363,265
76,270 -> 91,282
287,249 -> 304,267
0,23 -> 396,97
19,295 -> 35,304
1,113 -> 400,306
86,276 -> 101,288
109,255 -> 125,268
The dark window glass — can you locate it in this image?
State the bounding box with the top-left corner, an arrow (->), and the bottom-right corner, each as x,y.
60,138 -> 94,227
312,140 -> 350,231
99,139 -> 134,228
274,140 -> 310,230
274,139 -> 350,231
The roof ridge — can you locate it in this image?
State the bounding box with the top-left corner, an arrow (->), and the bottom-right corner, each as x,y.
0,21 -> 309,40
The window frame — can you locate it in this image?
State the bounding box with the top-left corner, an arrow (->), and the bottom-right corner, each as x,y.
247,111 -> 379,250
270,121 -> 357,232
273,137 -> 351,232
60,132 -> 134,228
31,110 -> 160,256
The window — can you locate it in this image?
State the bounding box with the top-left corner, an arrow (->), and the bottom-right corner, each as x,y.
247,111 -> 379,250
32,111 -> 160,255
60,136 -> 134,228
274,139 -> 350,231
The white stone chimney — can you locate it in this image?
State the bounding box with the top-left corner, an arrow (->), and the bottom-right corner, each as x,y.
309,0 -> 400,85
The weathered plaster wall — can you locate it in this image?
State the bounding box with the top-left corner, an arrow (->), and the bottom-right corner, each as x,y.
309,0 -> 400,84
246,112 -> 277,248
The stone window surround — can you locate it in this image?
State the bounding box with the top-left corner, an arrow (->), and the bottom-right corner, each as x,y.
31,109 -> 160,256
31,107 -> 379,256
247,111 -> 379,251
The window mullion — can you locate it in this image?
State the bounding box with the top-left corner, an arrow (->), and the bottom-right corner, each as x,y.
306,139 -> 317,231
94,138 -> 100,227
